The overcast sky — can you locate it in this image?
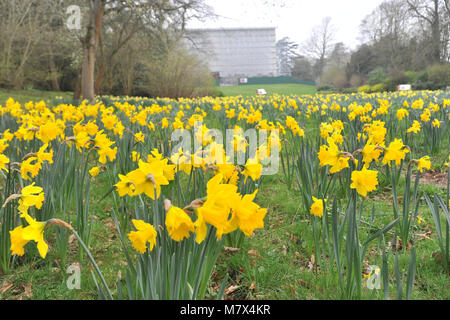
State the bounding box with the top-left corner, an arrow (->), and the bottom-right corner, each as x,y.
188,0 -> 385,50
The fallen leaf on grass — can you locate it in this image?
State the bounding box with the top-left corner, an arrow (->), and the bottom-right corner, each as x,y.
282,245 -> 287,256
248,249 -> 261,259
290,233 -> 296,243
249,282 -> 256,291
23,282 -> 32,299
224,247 -> 240,252
289,285 -> 297,296
308,254 -> 315,270
225,285 -> 240,296
416,231 -> 432,240
105,219 -> 116,230
68,234 -> 76,244
1,282 -> 13,294
103,204 -> 111,213
298,279 -> 311,289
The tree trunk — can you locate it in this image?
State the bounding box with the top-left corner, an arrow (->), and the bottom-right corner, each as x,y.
48,46 -> 60,91
80,0 -> 105,101
81,44 -> 96,100
73,71 -> 82,100
429,0 -> 441,63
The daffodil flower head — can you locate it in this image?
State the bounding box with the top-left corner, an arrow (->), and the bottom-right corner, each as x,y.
350,167 -> 379,197
0,153 -> 10,172
243,158 -> 263,182
18,183 -> 45,215
417,156 -> 431,173
165,205 -> 195,242
382,139 -> 409,166
233,190 -> 267,237
310,197 -> 326,218
128,219 -> 157,254
11,213 -> 48,259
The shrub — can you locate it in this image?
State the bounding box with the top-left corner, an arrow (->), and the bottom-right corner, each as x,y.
412,81 -> 446,91
404,71 -> 417,83
383,77 -> 397,91
414,71 -> 428,83
193,86 -> 224,98
342,87 -> 358,94
317,84 -> 337,92
358,85 -> 372,93
427,64 -> 450,87
371,83 -> 386,93
144,47 -> 215,99
390,70 -> 408,85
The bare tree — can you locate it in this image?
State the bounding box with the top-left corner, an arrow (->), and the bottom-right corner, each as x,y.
360,0 -> 411,45
0,1 -> 50,88
301,17 -> 336,83
359,0 -> 413,70
406,0 -> 450,63
75,0 -> 213,101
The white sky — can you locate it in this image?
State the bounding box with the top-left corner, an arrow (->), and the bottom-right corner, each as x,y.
188,0 -> 385,50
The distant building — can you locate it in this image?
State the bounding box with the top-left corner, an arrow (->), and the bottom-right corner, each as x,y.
185,27 -> 278,85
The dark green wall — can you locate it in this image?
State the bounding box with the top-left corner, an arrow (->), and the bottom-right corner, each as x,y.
238,76 -> 315,86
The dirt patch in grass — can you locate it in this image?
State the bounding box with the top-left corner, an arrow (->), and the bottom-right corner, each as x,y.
420,171 -> 448,189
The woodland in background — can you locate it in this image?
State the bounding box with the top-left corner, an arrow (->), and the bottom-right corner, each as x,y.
285,0 -> 450,92
0,0 -> 216,99
1,0 -> 449,99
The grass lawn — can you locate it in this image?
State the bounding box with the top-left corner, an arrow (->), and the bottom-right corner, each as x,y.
0,89 -> 73,105
220,84 -> 317,97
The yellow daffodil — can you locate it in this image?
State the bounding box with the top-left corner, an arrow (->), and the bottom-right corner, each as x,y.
310,197 -> 326,218
11,213 -> 49,258
89,166 -> 101,177
233,190 -> 267,237
126,160 -> 169,200
407,121 -> 421,134
115,173 -> 136,197
165,205 -> 195,242
18,183 -> 45,215
417,156 -> 431,173
9,226 -> 29,257
20,157 -> 42,181
243,158 -> 263,182
350,168 -> 379,197
36,143 -> 54,165
197,174 -> 240,240
318,138 -> 349,174
134,131 -> 146,144
0,153 -> 9,172
382,139 -> 409,166
128,219 -> 157,254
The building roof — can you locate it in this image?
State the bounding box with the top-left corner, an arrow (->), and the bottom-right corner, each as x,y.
186,27 -> 276,33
